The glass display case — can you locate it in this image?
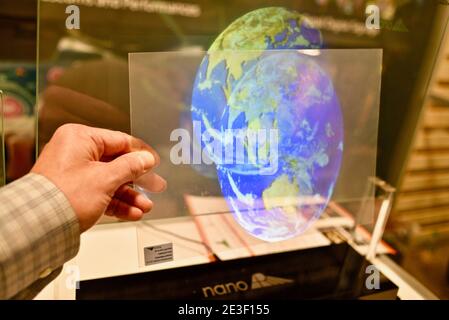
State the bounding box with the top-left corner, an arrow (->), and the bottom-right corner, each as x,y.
34,0 -> 447,300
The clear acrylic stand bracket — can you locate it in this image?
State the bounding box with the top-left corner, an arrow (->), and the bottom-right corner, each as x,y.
352,177 -> 396,260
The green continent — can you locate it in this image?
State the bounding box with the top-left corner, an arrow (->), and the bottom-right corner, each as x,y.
262,174 -> 299,216
209,7 -> 311,51
200,7 -> 318,98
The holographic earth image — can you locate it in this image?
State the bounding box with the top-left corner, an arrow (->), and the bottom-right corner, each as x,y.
191,7 -> 344,242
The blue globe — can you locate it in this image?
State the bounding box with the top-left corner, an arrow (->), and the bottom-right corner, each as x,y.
191,7 -> 343,241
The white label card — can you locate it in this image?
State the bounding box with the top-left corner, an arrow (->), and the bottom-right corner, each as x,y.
144,243 -> 174,266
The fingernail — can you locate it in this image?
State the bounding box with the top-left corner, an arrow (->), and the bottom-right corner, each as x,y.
137,151 -> 155,170
157,176 -> 168,192
143,201 -> 153,213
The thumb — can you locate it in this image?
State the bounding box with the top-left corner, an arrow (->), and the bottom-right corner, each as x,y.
105,151 -> 156,187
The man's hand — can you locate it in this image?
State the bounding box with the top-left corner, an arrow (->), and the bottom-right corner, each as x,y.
31,124 -> 166,232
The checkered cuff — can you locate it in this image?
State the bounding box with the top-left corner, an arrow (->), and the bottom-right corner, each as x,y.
0,173 -> 80,299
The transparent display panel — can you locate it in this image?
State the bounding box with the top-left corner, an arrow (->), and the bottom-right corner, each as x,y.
129,49 -> 382,263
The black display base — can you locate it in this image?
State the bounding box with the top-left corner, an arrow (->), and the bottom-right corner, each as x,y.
77,243 -> 398,300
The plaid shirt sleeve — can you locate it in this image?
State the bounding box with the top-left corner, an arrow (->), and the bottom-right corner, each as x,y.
0,173 -> 80,299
